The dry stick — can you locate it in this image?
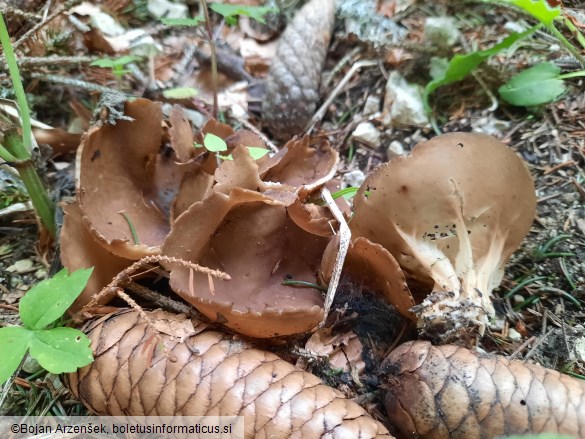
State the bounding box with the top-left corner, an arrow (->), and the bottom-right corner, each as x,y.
17,55 -> 97,67
200,0 -> 218,119
509,335 -> 537,360
319,187 -> 351,328
30,73 -> 121,94
126,281 -> 202,319
115,289 -> 175,361
304,59 -> 379,135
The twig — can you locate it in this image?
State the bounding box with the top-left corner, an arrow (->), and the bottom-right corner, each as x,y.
115,289 -> 174,360
304,59 -> 379,135
80,255 -> 230,313
17,55 -> 97,67
319,187 -> 351,327
509,335 -> 536,360
471,71 -> 498,112
524,328 -> 554,361
200,0 -> 218,119
126,281 -> 202,318
30,73 -> 122,94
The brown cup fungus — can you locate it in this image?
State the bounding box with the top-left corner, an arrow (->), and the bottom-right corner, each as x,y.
350,132 -> 536,333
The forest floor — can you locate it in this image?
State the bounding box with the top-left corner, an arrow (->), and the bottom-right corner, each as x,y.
0,0 -> 584,428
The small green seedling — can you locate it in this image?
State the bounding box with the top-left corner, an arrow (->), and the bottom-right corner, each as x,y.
161,16 -> 206,27
424,26 -> 536,113
0,268 -> 95,386
209,3 -> 277,25
91,55 -> 142,88
195,133 -> 269,160
486,0 -> 585,66
499,62 -> 585,106
162,87 -> 199,99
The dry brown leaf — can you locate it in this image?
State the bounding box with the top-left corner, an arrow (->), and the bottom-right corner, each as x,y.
304,328 -> 366,375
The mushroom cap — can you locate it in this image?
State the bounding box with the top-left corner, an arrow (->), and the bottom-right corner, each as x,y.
76,99 -> 171,259
161,187 -> 329,338
60,202 -> 131,312
321,236 -> 415,321
350,132 -> 536,307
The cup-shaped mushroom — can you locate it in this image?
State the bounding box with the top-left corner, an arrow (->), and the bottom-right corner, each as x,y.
321,236 -> 416,321
76,99 -> 213,260
60,202 -> 132,311
259,136 -> 339,196
161,188 -> 330,338
350,132 -> 536,329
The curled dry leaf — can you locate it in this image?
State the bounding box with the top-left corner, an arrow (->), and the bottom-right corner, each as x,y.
68,309 -> 393,438
304,328 -> 366,376
262,0 -> 336,139
350,132 -> 536,332
381,340 -> 585,439
161,187 -> 330,338
60,202 -> 131,311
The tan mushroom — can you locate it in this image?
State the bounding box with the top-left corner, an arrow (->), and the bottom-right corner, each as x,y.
161,187 -> 330,338
321,236 -> 415,321
76,99 -> 177,259
350,132 -> 536,332
60,202 -> 131,311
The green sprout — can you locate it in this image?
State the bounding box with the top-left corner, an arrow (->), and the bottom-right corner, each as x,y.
0,268 -> 95,386
90,55 -> 142,89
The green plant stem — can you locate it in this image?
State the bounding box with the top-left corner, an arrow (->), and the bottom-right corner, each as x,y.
549,24 -> 585,67
558,71 -> 585,79
0,12 -> 32,153
200,0 -> 219,119
3,132 -> 56,237
562,18 -> 585,51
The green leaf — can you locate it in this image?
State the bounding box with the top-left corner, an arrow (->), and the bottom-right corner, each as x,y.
331,186 -> 360,200
423,26 -> 536,112
90,55 -> 142,69
163,87 -> 199,99
246,146 -> 270,160
203,133 -> 228,152
161,16 -> 205,27
19,267 -> 94,330
488,0 -> 560,27
498,62 -> 565,106
0,326 -> 33,385
29,327 -> 93,374
209,3 -> 277,25
218,154 -> 234,160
